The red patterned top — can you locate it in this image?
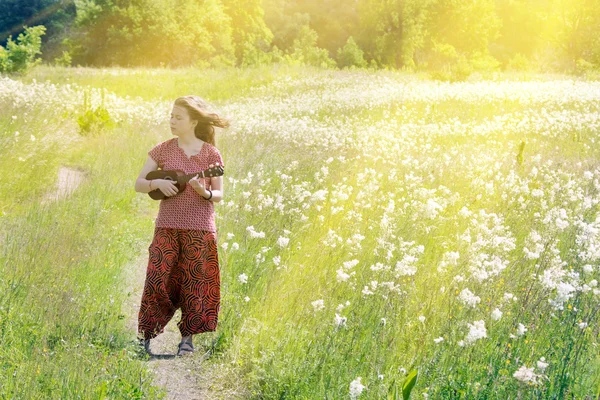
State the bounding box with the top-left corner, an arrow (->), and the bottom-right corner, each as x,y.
148,138 -> 224,231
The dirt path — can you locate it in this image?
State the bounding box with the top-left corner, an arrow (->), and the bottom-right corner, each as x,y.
41,166 -> 88,204
121,246 -> 250,399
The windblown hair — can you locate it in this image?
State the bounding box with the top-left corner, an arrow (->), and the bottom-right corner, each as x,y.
174,95 -> 230,146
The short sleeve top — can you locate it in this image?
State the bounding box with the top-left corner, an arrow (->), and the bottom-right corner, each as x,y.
148,138 -> 224,231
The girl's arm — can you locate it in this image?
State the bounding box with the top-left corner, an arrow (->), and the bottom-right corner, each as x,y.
134,156 -> 159,193
207,175 -> 224,203
191,174 -> 224,202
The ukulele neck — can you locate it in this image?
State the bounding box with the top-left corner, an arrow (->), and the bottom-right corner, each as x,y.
179,171 -> 206,183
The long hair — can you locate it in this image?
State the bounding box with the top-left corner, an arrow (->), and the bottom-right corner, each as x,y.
174,95 -> 229,146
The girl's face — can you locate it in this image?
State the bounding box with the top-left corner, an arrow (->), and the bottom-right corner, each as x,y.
170,105 -> 197,135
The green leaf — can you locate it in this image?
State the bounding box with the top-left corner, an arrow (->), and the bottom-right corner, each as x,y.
387,379 -> 398,400
402,369 -> 418,400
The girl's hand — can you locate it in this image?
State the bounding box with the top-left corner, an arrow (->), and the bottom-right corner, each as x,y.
189,174 -> 209,197
156,179 -> 179,197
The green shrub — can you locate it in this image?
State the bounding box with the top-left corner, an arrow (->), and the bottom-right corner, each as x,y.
0,25 -> 46,74
289,26 -> 336,68
426,42 -> 486,82
77,89 -> 115,135
575,58 -> 596,76
53,50 -> 72,67
337,36 -> 367,69
507,53 -> 531,71
470,51 -> 500,72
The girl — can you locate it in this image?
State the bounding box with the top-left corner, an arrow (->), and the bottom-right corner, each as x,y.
134,95 -> 228,356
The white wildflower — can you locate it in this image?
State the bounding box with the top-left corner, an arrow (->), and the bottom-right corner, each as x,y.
458,288 -> 481,308
555,281 -> 576,303
513,365 -> 538,384
349,377 -> 365,400
336,268 -> 352,282
395,257 -> 418,276
503,293 -> 517,302
361,286 -> 374,295
491,308 -> 503,321
424,198 -> 444,219
531,189 -> 544,197
536,357 -> 548,372
311,299 -> 325,312
246,226 -> 265,238
465,320 -> 487,344
312,189 -> 328,202
335,313 -> 347,327
458,206 -> 471,218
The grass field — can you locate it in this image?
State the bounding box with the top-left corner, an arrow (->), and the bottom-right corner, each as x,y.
1,65 -> 599,399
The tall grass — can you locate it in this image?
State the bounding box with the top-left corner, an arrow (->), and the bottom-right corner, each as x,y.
0,67 -> 274,397
0,106 -> 161,396
19,64 -> 312,102
2,66 -> 599,399
210,74 -> 600,398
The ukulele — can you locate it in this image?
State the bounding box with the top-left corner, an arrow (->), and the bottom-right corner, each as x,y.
146,165 -> 224,200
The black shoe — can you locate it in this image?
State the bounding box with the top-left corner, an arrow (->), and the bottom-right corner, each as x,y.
138,338 -> 151,354
177,341 -> 195,356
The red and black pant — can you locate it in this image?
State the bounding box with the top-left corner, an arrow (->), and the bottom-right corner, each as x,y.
138,227 -> 220,340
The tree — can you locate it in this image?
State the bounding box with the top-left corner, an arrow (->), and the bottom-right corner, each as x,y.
263,0 -> 309,52
357,0 -> 433,69
337,36 -> 367,68
490,0 -> 546,68
289,25 -> 336,68
547,0 -> 600,68
0,0 -> 55,43
427,0 -> 500,55
222,0 -> 273,66
0,0 -> 76,62
0,25 -> 46,74
69,0 -> 235,67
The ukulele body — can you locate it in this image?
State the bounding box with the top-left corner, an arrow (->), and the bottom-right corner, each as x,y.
145,165 -> 224,201
146,170 -> 188,200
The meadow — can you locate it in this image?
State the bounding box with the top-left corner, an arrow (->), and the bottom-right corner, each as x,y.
0,65 -> 599,399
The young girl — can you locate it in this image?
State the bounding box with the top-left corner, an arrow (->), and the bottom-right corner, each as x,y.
134,95 -> 228,356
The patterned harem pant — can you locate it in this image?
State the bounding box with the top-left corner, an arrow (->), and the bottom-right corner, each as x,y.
138,227 -> 220,340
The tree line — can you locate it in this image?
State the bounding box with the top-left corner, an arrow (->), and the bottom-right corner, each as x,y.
1,0 -> 599,78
